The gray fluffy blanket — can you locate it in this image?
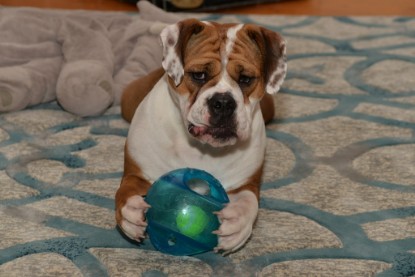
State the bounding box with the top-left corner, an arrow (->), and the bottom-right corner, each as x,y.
0,1 -> 181,116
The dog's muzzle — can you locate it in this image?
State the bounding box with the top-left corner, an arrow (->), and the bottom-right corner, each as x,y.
188,93 -> 237,142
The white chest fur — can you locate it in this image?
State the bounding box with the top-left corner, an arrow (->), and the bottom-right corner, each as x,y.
127,76 -> 266,191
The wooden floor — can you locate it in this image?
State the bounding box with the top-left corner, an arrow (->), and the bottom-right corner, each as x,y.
1,0 -> 415,16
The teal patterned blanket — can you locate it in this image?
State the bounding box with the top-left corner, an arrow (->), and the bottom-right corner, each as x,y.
1,12 -> 415,277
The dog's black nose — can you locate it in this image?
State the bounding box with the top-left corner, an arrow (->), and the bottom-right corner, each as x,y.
207,93 -> 236,119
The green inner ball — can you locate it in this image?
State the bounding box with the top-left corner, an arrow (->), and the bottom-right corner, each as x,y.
176,205 -> 209,238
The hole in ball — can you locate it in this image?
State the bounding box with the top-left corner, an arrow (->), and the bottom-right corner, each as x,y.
168,235 -> 176,246
187,178 -> 210,195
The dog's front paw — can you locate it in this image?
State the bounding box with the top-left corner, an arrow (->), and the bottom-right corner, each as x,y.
213,191 -> 258,254
117,195 -> 150,242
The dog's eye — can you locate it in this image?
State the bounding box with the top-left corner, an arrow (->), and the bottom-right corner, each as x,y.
191,72 -> 207,83
239,75 -> 253,85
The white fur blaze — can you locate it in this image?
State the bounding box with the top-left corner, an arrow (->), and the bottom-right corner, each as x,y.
160,23 -> 184,86
223,24 -> 243,65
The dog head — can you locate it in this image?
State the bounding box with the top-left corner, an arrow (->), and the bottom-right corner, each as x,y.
160,19 -> 286,147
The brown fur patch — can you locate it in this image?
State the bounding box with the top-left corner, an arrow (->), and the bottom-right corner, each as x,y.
115,144 -> 151,226
121,68 -> 165,123
227,164 -> 263,201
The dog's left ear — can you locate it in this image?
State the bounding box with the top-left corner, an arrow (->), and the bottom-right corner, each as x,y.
160,19 -> 205,86
246,25 -> 287,94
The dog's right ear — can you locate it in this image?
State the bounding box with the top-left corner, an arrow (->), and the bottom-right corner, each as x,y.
160,19 -> 205,86
245,25 -> 287,95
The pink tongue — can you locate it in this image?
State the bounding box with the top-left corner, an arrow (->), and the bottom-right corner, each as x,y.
188,124 -> 208,136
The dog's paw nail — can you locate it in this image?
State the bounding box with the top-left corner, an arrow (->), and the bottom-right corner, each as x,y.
137,221 -> 148,227
213,246 -> 228,256
212,230 -> 221,235
222,250 -> 231,256
214,211 -> 224,220
136,234 -> 146,240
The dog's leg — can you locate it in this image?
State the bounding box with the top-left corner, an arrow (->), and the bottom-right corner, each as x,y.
115,146 -> 151,241
121,67 -> 165,123
214,168 -> 262,254
260,93 -> 275,124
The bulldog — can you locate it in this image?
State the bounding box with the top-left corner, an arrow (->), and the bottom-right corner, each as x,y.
115,18 -> 286,254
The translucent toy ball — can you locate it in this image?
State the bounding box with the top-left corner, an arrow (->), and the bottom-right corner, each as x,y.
145,168 -> 229,256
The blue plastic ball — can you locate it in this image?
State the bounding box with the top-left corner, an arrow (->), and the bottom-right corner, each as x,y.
145,168 -> 229,256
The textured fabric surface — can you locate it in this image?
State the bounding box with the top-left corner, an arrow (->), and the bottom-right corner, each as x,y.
0,12 -> 415,277
0,1 -> 181,116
